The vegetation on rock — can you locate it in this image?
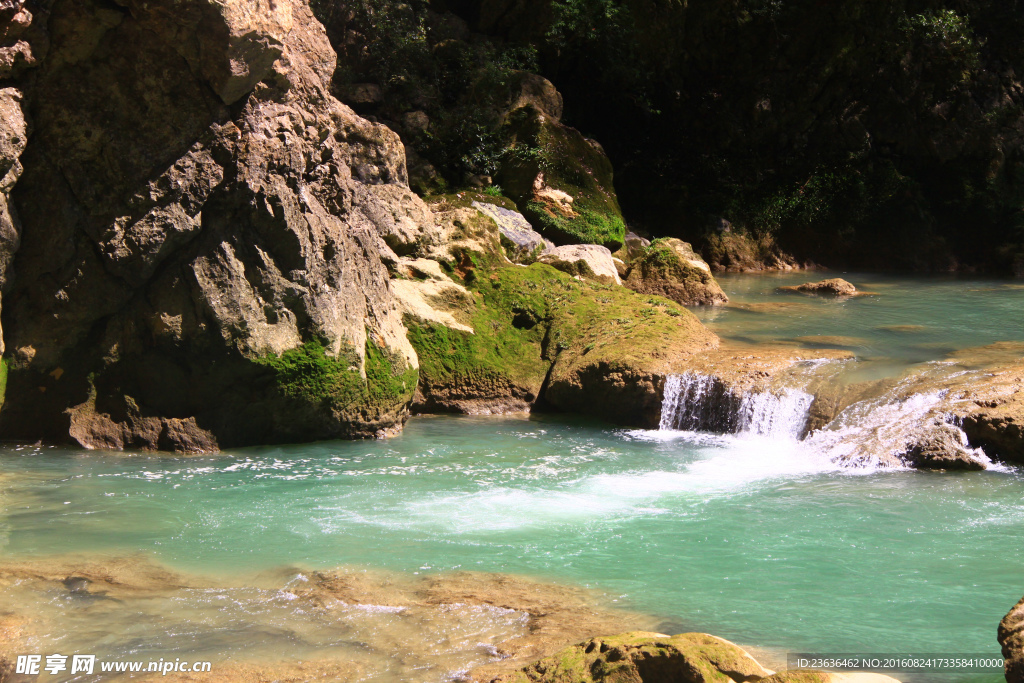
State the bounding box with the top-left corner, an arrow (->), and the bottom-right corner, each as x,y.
624,238 -> 729,306
492,631 -> 771,683
407,260 -> 715,423
500,107 -> 626,249
255,338 -> 417,425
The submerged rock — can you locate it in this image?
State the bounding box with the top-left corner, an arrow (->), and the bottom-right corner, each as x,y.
538,244 -> 622,285
624,238 -> 728,306
780,278 -> 858,296
491,631 -> 772,683
1001,595 -> 1024,683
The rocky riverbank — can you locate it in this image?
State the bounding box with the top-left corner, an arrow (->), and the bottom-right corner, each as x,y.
0,553 -> 907,683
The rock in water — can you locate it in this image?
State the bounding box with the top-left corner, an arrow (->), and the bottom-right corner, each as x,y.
899,423 -> 987,471
780,278 -> 858,296
0,0 -> 433,451
625,238 -> 728,305
1002,595 -> 1024,683
539,244 -> 622,285
960,398 -> 1024,464
492,631 -> 772,683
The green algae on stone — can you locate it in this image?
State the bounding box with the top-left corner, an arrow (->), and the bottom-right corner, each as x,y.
407,261 -> 716,422
498,107 -> 626,251
256,338 -> 417,430
757,672 -> 833,683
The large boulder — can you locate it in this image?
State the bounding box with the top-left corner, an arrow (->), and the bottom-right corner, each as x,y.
0,0 -> 433,450
505,72 -> 563,123
700,230 -> 801,273
960,398 -> 1024,464
1001,595 -> 1024,683
492,631 -> 772,683
539,244 -> 621,285
625,238 -> 728,306
498,106 -> 626,251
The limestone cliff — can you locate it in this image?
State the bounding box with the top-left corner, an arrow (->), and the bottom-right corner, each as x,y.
0,0 -> 430,451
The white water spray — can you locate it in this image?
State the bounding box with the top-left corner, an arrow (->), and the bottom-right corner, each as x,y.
659,373 -> 813,440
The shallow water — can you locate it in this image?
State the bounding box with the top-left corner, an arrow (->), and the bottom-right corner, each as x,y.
2,273 -> 1023,682
693,271 -> 1024,380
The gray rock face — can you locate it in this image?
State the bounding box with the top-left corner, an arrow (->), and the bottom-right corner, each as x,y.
0,0 -> 430,451
538,244 -> 622,285
472,199 -> 553,262
1002,595 -> 1024,683
624,231 -> 650,260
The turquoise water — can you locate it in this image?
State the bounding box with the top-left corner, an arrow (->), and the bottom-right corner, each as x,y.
2,273 -> 1024,682
693,272 -> 1024,379
1,417 -> 1021,681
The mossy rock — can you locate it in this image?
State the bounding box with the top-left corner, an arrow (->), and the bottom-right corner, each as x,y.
625,238 -> 729,306
494,631 -> 771,683
407,261 -> 716,425
498,106 -> 626,251
0,358 -> 7,411
254,337 -> 418,438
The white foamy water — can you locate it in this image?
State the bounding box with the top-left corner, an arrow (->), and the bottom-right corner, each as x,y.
736,387 -> 814,439
654,369 -> 996,470
659,372 -> 813,440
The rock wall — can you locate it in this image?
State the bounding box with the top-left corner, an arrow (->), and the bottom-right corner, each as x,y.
0,0 -> 432,451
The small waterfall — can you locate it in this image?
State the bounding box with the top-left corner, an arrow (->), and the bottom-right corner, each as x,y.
659,373 -> 740,432
659,373 -> 812,439
736,389 -> 814,439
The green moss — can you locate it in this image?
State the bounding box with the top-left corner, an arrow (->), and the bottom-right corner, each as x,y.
0,358 -> 7,411
428,191 -> 519,213
499,108 -> 626,250
760,672 -> 832,683
509,632 -> 770,683
255,338 -> 416,414
409,261 -> 708,406
632,238 -> 714,283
